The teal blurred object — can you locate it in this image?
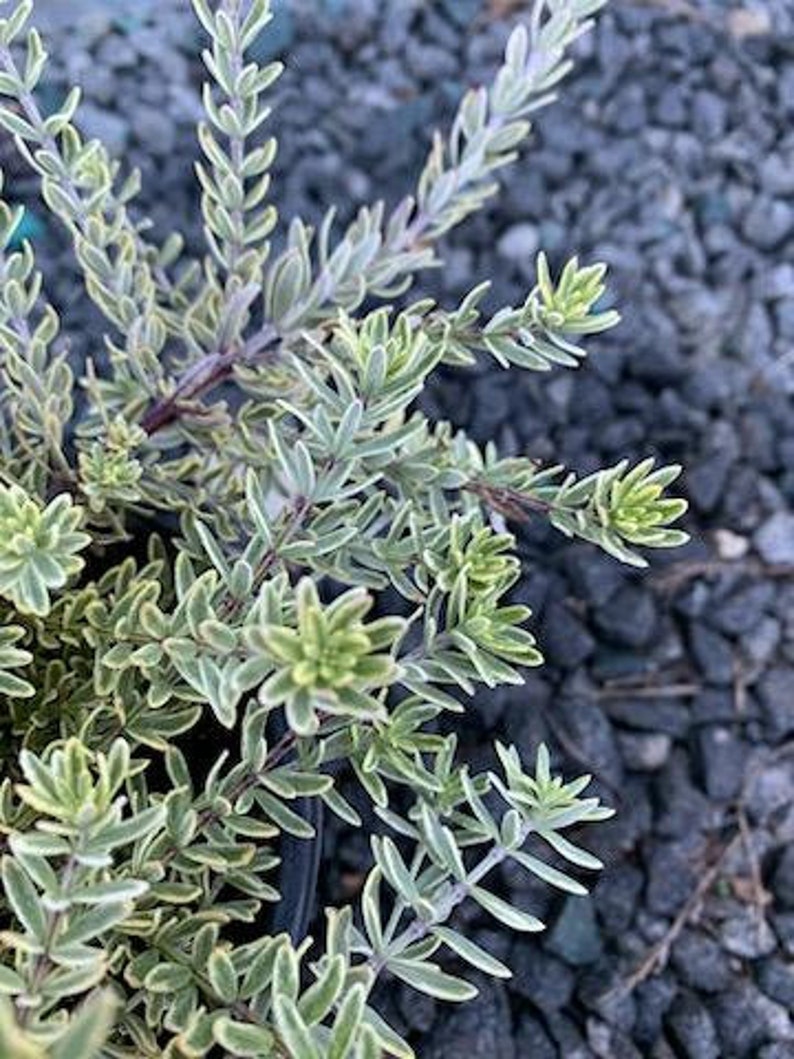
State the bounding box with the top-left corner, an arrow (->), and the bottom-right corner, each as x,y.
249,0 -> 295,63
115,16 -> 144,32
8,207 -> 45,249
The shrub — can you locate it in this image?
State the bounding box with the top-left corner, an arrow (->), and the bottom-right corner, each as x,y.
0,1 -> 688,1056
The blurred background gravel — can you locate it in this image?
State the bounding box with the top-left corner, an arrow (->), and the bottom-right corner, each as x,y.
9,1 -> 794,1056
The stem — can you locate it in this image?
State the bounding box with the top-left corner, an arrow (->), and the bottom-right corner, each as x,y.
464,478 -> 554,521
16,850 -> 80,1026
160,717 -> 323,869
368,821 -> 531,978
139,323 -> 280,435
220,0 -> 247,288
219,491 -> 313,622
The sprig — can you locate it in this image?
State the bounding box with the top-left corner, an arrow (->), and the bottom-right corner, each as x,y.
0,484 -> 89,616
193,0 -> 282,331
439,252 -> 621,371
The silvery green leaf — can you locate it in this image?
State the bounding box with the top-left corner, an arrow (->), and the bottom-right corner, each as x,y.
432,927 -> 511,979
470,885 -> 545,932
321,785 -> 362,827
72,879 -> 149,906
1,857 -> 45,940
361,868 -> 383,952
297,953 -> 345,1024
144,964 -> 194,994
57,902 -> 133,949
207,949 -> 237,1004
387,957 -> 477,1002
509,849 -> 588,895
373,837 -> 419,903
361,1006 -> 414,1059
273,995 -> 320,1059
0,965 -> 26,995
212,1016 -> 275,1057
538,829 -> 604,870
50,989 -> 117,1059
328,982 -> 366,1059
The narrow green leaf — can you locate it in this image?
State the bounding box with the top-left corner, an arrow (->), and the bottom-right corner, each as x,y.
71,879 -> 149,906
207,949 -> 238,1003
432,926 -> 511,978
470,885 -> 545,932
328,983 -> 366,1059
51,989 -> 118,1059
212,1016 -> 275,1056
2,857 -> 46,940
0,965 -> 26,995
388,958 -> 477,1002
273,995 -> 320,1059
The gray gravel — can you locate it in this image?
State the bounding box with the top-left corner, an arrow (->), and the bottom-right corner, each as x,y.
15,0 -> 794,1056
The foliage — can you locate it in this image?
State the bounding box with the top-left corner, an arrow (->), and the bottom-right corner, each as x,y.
0,0 -> 688,1055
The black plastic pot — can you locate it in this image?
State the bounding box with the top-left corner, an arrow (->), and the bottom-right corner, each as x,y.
163,664 -> 324,943
265,711 -> 324,943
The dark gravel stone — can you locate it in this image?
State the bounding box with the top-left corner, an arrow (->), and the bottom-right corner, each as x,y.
556,696 -> 624,788
590,647 -> 657,683
566,550 -> 626,608
697,725 -> 748,800
692,89 -> 727,139
542,601 -> 596,669
655,753 -> 721,838
603,696 -> 690,737
759,1046 -> 794,1059
667,992 -> 721,1059
692,689 -> 737,725
577,964 -> 637,1033
745,757 -> 794,824
544,1011 -> 594,1059
422,976 -> 515,1059
773,845 -> 794,909
634,975 -> 677,1047
720,907 -> 777,959
439,0 -> 480,27
77,102 -> 130,152
755,512 -> 794,565
546,897 -> 604,967
618,731 -> 672,772
593,863 -> 644,934
742,197 -> 794,250
758,667 -> 794,740
510,946 -> 574,1011
645,839 -> 700,917
774,298 -> 794,341
594,585 -> 658,648
689,623 -> 735,686
671,929 -> 733,993
686,446 -> 738,515
709,582 -> 775,636
757,958 -> 794,1009
710,984 -> 774,1058
774,913 -> 794,957
514,1015 -> 556,1059
587,1022 -> 643,1059
397,984 -> 436,1034
743,613 -> 781,668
